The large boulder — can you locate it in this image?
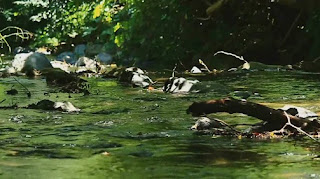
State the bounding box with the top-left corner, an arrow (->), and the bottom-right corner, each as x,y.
9,52 -> 52,75
23,52 -> 53,72
11,52 -> 33,72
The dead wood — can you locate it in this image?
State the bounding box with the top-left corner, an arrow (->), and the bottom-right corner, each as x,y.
187,98 -> 320,132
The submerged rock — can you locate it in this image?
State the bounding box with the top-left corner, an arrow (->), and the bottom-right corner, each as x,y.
295,60 -> 320,72
42,68 -> 87,93
191,117 -> 225,130
27,99 -> 80,112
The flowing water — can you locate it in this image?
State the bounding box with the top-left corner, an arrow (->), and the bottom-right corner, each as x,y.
0,71 -> 320,179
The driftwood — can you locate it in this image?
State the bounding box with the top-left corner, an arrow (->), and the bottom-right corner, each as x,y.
187,98 -> 320,132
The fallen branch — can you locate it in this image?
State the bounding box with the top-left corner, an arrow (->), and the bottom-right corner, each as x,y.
187,98 -> 320,132
214,51 -> 250,70
273,112 -> 318,142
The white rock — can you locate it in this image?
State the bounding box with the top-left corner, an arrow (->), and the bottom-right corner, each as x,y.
280,105 -> 318,120
125,67 -> 145,74
191,117 -> 224,130
190,66 -> 202,73
163,77 -> 199,93
11,52 -> 33,72
131,72 -> 152,88
51,61 -> 71,73
75,57 -> 99,72
54,101 -> 80,113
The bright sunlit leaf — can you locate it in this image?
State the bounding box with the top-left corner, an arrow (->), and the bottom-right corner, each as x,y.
114,22 -> 121,32
93,0 -> 105,19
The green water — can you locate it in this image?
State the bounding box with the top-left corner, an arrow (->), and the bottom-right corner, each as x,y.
0,71 -> 320,179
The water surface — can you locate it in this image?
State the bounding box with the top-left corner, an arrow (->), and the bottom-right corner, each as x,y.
0,71 -> 319,178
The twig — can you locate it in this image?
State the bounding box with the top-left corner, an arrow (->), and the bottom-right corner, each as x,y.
178,60 -> 187,70
273,112 -> 319,142
172,64 -> 177,78
0,99 -> 6,104
214,51 -> 247,63
199,59 -> 211,72
279,10 -> 302,47
12,77 -> 31,98
214,51 -> 250,70
211,117 -> 242,134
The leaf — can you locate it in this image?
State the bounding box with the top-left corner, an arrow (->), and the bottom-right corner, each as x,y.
93,1 -> 105,19
82,27 -> 97,37
114,22 -> 121,32
101,28 -> 113,36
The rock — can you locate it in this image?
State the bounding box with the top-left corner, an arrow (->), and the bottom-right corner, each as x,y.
27,99 -> 80,112
51,60 -> 72,73
125,67 -> 145,74
296,60 -> 320,72
191,117 -> 224,130
244,62 -> 284,71
190,66 -> 202,73
74,44 -> 86,57
54,101 -> 81,112
56,52 -> 77,64
42,68 -> 87,93
118,67 -> 153,88
163,77 -> 200,93
13,46 -> 33,55
96,52 -> 112,64
75,57 -> 99,73
85,43 -> 103,56
11,52 -> 33,73
280,105 -> 318,120
10,52 -> 52,75
22,52 -> 53,74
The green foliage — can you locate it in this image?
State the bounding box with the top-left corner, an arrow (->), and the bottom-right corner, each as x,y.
0,26 -> 32,52
2,0 -> 320,67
